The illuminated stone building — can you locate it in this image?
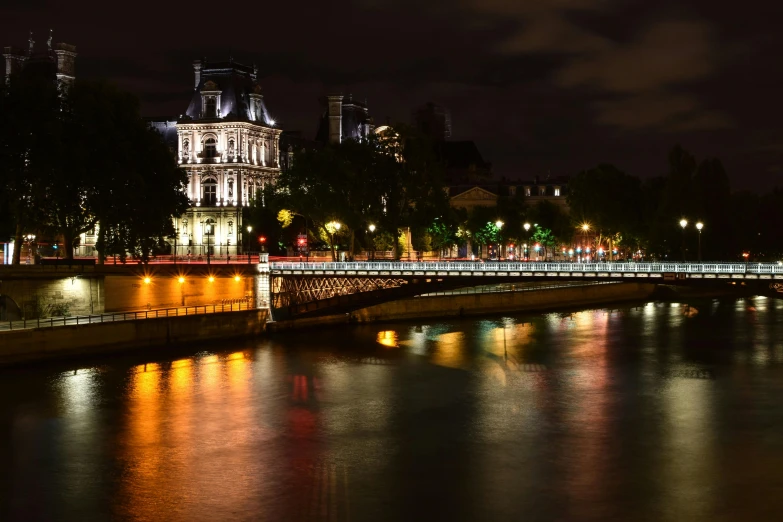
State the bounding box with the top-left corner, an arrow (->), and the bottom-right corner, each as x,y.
3,30 -> 76,88
173,59 -> 282,257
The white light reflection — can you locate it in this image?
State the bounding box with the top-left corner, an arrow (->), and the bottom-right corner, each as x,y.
57,368 -> 100,415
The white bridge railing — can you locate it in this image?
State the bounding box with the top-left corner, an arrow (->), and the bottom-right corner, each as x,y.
270,261 -> 783,275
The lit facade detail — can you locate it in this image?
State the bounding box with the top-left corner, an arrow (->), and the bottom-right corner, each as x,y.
173,59 -> 282,257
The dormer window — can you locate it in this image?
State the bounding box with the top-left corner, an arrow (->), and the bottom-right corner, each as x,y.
200,80 -> 222,119
204,97 -> 217,118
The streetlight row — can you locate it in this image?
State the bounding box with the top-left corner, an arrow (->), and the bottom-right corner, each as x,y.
141,275 -> 243,285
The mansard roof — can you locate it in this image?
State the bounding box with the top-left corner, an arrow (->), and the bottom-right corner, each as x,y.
183,59 -> 273,125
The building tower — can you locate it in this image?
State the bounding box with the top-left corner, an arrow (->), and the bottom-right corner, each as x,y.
53,43 -> 77,88
167,58 -> 281,258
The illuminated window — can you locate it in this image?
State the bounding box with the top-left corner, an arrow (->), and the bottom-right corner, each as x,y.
202,178 -> 217,205
554,187 -> 561,196
228,179 -> 234,199
228,221 -> 234,235
539,186 -> 546,196
524,186 -> 531,197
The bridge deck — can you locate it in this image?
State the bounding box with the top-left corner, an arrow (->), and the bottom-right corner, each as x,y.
270,261 -> 783,280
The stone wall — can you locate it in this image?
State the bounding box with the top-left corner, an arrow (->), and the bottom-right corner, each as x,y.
0,276 -> 103,318
268,283 -> 657,331
350,283 -> 656,323
0,272 -> 266,317
104,274 -> 255,312
0,309 -> 268,366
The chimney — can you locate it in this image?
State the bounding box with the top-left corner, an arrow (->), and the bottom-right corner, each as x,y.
193,60 -> 202,89
327,95 -> 343,144
2,47 -> 27,82
53,43 -> 77,88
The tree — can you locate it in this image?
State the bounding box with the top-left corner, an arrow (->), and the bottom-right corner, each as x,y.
567,164 -> 642,258
692,158 -> 732,259
0,65 -> 63,263
274,125 -> 447,260
0,74 -> 187,263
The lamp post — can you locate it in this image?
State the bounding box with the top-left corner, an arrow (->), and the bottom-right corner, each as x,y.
368,224 -> 376,261
495,220 -> 504,260
696,222 -> 703,261
326,221 -> 341,261
246,225 -> 252,264
523,223 -> 531,260
679,219 -> 688,261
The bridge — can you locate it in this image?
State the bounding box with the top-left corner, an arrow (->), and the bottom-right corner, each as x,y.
267,261 -> 783,320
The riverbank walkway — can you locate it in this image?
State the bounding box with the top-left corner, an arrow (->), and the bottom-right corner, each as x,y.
0,302 -> 255,332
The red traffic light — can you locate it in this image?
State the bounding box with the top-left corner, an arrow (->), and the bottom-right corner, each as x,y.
258,236 -> 267,244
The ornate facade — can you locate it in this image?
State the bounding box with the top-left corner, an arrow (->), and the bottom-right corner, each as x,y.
174,59 -> 281,257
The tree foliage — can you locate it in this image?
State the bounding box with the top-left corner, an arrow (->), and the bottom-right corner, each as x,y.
0,72 -> 187,263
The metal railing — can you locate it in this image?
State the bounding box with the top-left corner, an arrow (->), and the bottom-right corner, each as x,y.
1,301 -> 256,332
270,261 -> 783,275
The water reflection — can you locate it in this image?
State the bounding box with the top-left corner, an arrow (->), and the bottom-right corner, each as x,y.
2,298 -> 783,521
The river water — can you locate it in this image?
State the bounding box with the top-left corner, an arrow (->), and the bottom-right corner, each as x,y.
2,297 -> 783,522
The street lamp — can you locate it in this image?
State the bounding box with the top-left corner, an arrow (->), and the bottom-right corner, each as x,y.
523,223 -> 531,260
368,224 -> 376,261
246,225 -> 253,264
679,219 -> 688,261
326,221 -> 342,261
696,222 -> 703,261
495,220 -> 504,260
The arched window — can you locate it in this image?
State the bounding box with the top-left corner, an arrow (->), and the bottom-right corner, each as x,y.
204,138 -> 217,158
228,221 -> 234,235
202,177 -> 217,205
228,178 -> 234,199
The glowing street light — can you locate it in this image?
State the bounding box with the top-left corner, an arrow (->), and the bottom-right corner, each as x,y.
178,277 -> 185,284
696,222 -> 704,261
143,277 -> 151,285
326,221 -> 342,260
368,224 -> 376,261
581,223 -> 590,232
495,220 -> 504,229
679,218 -> 688,261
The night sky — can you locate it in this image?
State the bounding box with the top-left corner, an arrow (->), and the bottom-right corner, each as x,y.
3,0 -> 782,191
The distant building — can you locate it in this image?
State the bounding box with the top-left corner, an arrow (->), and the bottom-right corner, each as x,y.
449,176 -> 569,212
431,141 -> 491,185
3,30 -> 76,88
315,94 -> 373,145
413,102 -> 451,141
280,94 -> 374,172
147,58 -> 282,258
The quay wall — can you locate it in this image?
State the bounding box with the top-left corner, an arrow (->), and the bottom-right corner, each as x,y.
268,282 -> 658,331
0,309 -> 268,366
0,266 -> 264,318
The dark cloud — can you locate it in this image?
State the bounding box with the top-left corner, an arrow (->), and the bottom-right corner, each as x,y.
1,0 -> 782,191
